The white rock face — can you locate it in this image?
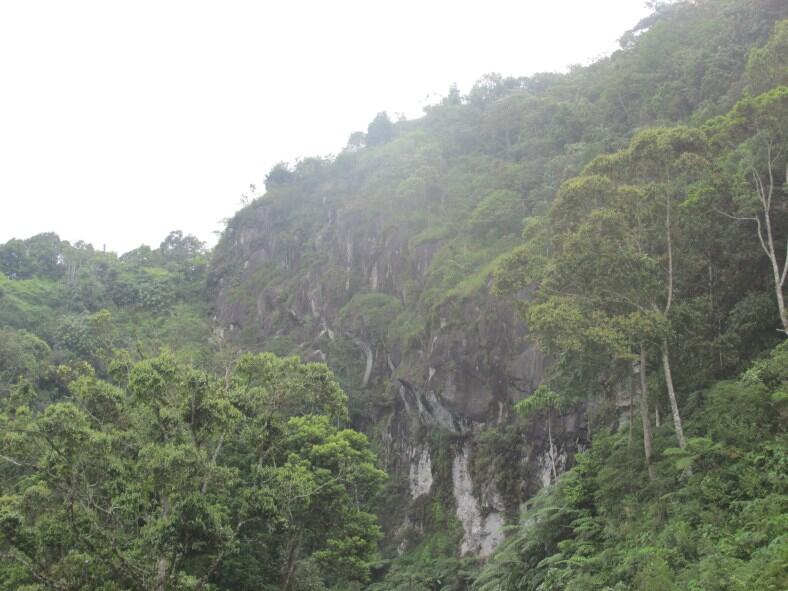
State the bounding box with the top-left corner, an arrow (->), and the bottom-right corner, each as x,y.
409,446 -> 434,498
452,444 -> 505,557
539,456 -> 553,489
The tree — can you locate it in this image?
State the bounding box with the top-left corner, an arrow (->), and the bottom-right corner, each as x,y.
583,127 -> 714,449
444,83 -> 461,106
516,386 -> 568,484
265,161 -> 295,191
468,189 -> 524,237
0,327 -> 50,396
745,20 -> 788,94
24,233 -> 65,280
0,351 -> 384,590
346,131 -> 366,151
366,112 -> 395,146
0,239 -> 30,280
496,127 -> 712,461
159,231 -> 206,263
0,233 -> 64,280
497,189 -> 634,405
709,87 -> 788,333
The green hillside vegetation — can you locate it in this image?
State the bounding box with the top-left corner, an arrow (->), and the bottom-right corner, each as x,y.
0,232 -> 386,590
1,1 -> 787,589
474,342 -> 787,591
0,231 -> 212,373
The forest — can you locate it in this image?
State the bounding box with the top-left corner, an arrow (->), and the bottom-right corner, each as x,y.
1,1 -> 787,590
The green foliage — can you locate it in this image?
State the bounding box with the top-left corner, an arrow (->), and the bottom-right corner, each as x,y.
368,532 -> 477,591
0,351 -> 384,590
478,11 -> 788,588
3,3 -> 788,589
266,161 -> 296,190
0,231 -> 212,380
495,77 -> 786,422
409,224 -> 453,249
468,189 -> 524,237
0,327 -> 50,393
474,343 -> 788,591
0,233 -> 64,280
746,19 -> 788,94
367,112 -> 396,146
55,310 -> 114,361
339,293 -> 404,345
514,386 -> 567,423
0,274 -> 65,337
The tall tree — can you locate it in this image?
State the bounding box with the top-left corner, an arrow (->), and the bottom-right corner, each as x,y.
708,87 -> 788,333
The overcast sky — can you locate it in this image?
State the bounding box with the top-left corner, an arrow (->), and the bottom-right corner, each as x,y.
0,0 -> 651,254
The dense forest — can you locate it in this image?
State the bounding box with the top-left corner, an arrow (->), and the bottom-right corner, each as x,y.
1,1 -> 786,590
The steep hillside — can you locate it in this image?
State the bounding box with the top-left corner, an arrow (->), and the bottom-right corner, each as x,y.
208,0 -> 788,577
2,1 -> 784,589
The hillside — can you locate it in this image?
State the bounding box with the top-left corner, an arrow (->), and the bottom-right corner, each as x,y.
1,1 -> 787,590
209,0 -> 787,583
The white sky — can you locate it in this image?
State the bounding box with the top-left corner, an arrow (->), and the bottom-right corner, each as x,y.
0,0 -> 651,255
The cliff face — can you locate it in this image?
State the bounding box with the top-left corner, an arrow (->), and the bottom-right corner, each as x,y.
210,190 -> 587,557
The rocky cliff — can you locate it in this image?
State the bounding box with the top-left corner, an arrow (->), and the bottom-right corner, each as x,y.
209,176 -> 588,557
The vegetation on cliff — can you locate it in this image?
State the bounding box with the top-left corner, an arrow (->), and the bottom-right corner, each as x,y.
475,343 -> 787,591
1,1 -> 787,589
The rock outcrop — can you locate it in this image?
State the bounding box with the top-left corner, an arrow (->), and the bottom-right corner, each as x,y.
452,444 -> 505,557
210,173 -> 587,559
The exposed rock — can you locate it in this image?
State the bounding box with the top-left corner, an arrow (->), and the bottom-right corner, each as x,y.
408,446 -> 433,499
209,189 -> 588,559
452,444 -> 505,557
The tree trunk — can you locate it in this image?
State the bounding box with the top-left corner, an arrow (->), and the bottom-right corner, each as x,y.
775,273 -> 787,333
761,202 -> 788,331
659,186 -> 686,449
661,337 -> 686,449
155,558 -> 169,591
586,392 -> 593,443
639,348 -> 655,482
731,156 -> 788,332
628,376 -> 635,449
664,190 -> 674,316
155,494 -> 171,591
764,210 -> 788,331
547,412 -> 558,484
755,158 -> 788,332
282,530 -> 302,591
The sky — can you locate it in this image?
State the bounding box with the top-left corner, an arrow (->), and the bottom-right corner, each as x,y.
0,0 -> 652,255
